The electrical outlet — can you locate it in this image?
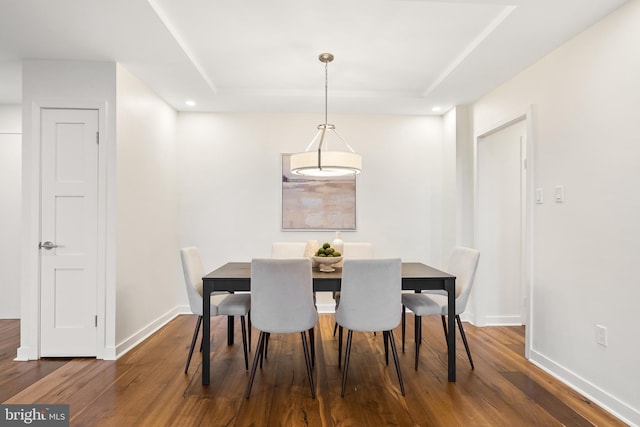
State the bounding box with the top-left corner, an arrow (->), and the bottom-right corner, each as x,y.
596,325 -> 608,347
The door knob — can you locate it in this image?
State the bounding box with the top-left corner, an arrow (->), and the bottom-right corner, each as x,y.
39,241 -> 60,250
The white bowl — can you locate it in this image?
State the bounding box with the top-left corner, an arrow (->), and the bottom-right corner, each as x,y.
312,256 -> 343,272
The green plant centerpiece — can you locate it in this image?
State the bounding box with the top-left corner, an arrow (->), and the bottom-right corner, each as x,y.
312,242 -> 343,272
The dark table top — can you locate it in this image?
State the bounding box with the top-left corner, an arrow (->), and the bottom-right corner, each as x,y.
203,261 -> 455,292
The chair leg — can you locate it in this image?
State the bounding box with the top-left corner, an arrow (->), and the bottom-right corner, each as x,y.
333,292 -> 339,337
383,331 -> 389,366
309,327 -> 315,367
414,315 -> 421,371
338,325 -> 343,369
387,330 -> 405,396
246,331 -> 266,399
260,332 -> 270,369
341,330 -> 353,397
456,315 -> 475,370
401,305 -> 406,353
241,315 -> 249,371
248,311 -> 251,351
440,315 -> 449,350
199,315 -> 206,352
185,315 -> 203,374
301,331 -> 316,398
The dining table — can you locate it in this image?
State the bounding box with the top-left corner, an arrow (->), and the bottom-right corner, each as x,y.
201,261 -> 457,385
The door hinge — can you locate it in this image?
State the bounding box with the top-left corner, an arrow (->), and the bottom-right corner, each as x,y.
95,315 -> 98,327
96,131 -> 99,144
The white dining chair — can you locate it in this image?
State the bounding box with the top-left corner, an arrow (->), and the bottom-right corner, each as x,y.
246,258 -> 318,399
271,242 -> 307,258
180,247 -> 251,373
401,246 -> 480,370
333,242 -> 374,338
336,258 -> 405,397
342,242 -> 374,259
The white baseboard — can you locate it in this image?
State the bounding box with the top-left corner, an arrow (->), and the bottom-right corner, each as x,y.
0,314 -> 20,320
114,306 -> 186,359
315,291 -> 336,314
316,303 -> 336,314
101,346 -> 117,360
14,346 -> 31,361
530,349 -> 639,427
477,314 -> 523,326
175,304 -> 191,314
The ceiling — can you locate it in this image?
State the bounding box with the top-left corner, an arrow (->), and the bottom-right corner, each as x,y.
0,0 -> 627,115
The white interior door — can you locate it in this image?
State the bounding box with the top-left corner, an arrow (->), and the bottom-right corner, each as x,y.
477,119 -> 527,326
40,108 -> 99,357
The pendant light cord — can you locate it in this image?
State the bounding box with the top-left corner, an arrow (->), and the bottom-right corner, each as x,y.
324,59 -> 329,126
318,60 -> 328,168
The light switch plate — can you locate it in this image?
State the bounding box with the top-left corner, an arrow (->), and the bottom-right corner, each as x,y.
555,185 -> 564,203
536,188 -> 544,204
596,325 -> 608,347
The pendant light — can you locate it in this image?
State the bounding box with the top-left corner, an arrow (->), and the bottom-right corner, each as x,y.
290,53 -> 362,177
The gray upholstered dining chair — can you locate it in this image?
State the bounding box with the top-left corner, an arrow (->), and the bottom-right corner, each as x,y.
245,258 -> 318,399
401,246 -> 480,370
336,258 -> 405,397
268,241 -> 314,362
180,247 -> 251,373
332,242 -> 374,338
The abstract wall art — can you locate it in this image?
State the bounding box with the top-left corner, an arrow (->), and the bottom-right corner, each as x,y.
281,153 -> 356,230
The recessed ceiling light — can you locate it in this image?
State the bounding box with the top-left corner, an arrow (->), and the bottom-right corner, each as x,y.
431,106 -> 442,112
185,100 -> 196,107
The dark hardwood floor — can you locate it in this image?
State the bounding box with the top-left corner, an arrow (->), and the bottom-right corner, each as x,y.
0,315 -> 625,426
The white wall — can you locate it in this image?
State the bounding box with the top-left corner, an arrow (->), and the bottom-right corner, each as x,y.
471,1 -> 640,424
0,105 -> 21,318
441,108 -> 457,261
176,113 -> 447,284
453,106 -> 474,248
0,105 -> 21,131
115,65 -> 180,353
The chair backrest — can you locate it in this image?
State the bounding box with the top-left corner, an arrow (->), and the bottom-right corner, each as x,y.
180,246 -> 204,316
271,242 -> 307,258
447,247 -> 480,312
336,258 -> 402,332
342,242 -> 374,259
250,258 -> 317,333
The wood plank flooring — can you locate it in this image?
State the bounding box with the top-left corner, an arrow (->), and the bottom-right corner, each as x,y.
0,316 -> 625,426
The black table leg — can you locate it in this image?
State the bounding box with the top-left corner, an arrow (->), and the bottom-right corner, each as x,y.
446,277 -> 456,382
227,315 -> 234,345
202,285 -> 211,385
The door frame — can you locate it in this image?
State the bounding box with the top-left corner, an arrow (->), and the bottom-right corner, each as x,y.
18,99 -> 109,360
473,105 -> 535,359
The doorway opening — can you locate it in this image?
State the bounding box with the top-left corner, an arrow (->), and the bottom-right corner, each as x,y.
475,109 -> 533,358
